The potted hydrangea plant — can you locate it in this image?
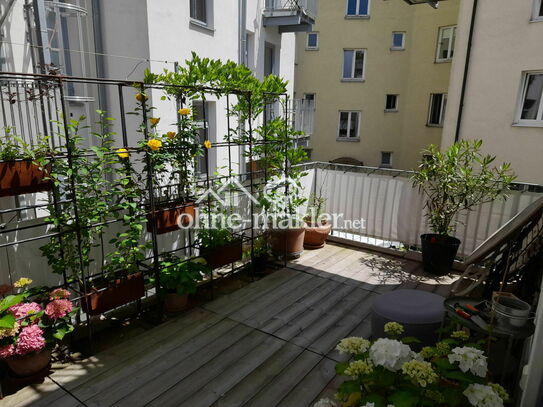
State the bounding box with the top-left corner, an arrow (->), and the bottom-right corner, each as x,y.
314,322 -> 509,407
0,278 -> 77,377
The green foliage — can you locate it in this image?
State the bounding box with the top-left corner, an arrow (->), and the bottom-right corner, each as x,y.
412,140 -> 516,236
197,228 -> 238,250
153,256 -> 208,295
0,127 -> 53,162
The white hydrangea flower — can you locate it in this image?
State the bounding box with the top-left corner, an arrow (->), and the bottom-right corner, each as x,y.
313,398 -> 337,407
361,403 -> 375,407
369,338 -> 413,372
336,337 -> 371,355
463,384 -> 504,407
448,347 -> 488,378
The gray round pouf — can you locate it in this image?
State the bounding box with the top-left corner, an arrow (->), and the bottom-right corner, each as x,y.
371,289 -> 445,348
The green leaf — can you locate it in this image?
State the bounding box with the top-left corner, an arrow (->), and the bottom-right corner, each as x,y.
0,314 -> 16,329
401,336 -> 421,344
0,294 -> 26,312
336,362 -> 349,375
337,380 -> 361,395
359,393 -> 387,407
442,370 -> 475,383
388,390 -> 420,407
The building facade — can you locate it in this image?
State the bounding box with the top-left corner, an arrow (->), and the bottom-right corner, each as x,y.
293,0 -> 459,170
441,0 -> 543,185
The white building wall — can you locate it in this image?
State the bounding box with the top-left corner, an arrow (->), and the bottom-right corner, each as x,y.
0,0 -> 32,73
442,0 -> 543,185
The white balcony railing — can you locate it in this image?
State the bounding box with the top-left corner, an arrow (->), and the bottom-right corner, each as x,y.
265,0 -> 318,18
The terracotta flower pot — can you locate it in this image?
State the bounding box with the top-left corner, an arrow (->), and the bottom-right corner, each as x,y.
146,201 -> 197,235
5,349 -> 51,377
0,161 -> 52,197
164,293 -> 189,313
201,240 -> 243,269
269,228 -> 306,259
81,272 -> 145,316
304,221 -> 332,249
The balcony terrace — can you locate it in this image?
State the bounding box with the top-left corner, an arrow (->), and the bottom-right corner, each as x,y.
3,243 -> 455,407
263,0 -> 317,33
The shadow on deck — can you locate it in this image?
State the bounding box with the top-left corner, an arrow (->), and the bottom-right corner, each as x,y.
4,243 -> 458,407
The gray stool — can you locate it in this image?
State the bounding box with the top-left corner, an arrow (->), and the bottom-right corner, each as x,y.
371,289 -> 445,348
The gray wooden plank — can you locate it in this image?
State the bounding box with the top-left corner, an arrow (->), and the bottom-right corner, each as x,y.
242,350 -> 323,407
326,313 -> 373,362
211,342 -> 305,407
279,357 -> 337,407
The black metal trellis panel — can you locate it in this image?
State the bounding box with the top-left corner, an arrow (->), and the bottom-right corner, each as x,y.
0,71 -> 289,353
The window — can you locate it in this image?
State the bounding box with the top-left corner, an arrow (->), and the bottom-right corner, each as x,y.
385,94 -> 398,112
346,0 -> 370,17
436,26 -> 456,62
193,101 -> 216,174
428,93 -> 447,126
381,152 -> 392,167
342,49 -> 365,80
190,0 -> 207,24
306,32 -> 319,50
391,32 -> 405,50
516,72 -> 543,125
533,0 -> 543,20
338,111 -> 360,140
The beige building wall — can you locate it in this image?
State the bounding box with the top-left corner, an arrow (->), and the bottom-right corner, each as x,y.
294,0 -> 459,170
442,0 -> 543,185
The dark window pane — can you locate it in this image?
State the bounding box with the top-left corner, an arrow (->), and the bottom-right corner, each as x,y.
190,0 -> 206,23
307,33 -> 318,48
347,0 -> 357,15
521,74 -> 543,120
354,51 -> 364,78
381,152 -> 392,165
339,112 -> 349,137
539,0 -> 543,17
343,50 -> 353,78
359,0 -> 369,15
386,95 -> 397,110
349,113 -> 358,137
429,94 -> 443,125
393,33 -> 404,48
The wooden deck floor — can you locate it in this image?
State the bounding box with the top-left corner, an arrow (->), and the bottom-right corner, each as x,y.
4,243 -> 457,407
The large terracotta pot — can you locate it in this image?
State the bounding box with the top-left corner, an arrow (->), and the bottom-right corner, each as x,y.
0,161 -> 52,197
5,349 -> 51,377
201,240 -> 243,269
81,273 -> 145,316
304,221 -> 332,249
146,201 -> 197,234
269,228 -> 306,259
164,293 -> 189,313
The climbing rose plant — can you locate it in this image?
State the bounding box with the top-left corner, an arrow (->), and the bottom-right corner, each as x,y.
314,322 -> 509,407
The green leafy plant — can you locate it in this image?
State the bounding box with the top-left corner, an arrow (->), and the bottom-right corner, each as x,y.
196,228 -> 239,250
412,141 -> 515,236
153,256 -> 208,295
0,127 -> 52,162
304,192 -> 327,225
320,323 -> 509,407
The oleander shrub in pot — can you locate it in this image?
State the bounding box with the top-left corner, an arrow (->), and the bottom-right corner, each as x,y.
304,193 -> 332,250
412,141 -> 515,276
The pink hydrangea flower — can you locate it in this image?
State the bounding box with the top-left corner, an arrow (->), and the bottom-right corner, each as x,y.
45,299 -> 73,319
9,302 -> 42,320
0,344 -> 14,358
49,288 -> 71,300
15,325 -> 45,355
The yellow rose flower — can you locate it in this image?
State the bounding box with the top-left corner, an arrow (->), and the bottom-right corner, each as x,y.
135,93 -> 148,102
147,139 -> 162,151
203,140 -> 212,149
178,108 -> 191,116
150,117 -> 160,127
116,148 -> 129,159
14,278 -> 32,288
166,131 -> 177,140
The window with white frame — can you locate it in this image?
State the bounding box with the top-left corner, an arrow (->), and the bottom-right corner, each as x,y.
385,94 -> 398,112
517,72 -> 543,125
381,152 -> 392,167
342,49 -> 365,80
436,26 -> 456,62
391,32 -> 405,50
428,93 -> 447,126
190,0 -> 208,25
533,0 -> 543,20
346,0 -> 370,17
193,101 -> 216,174
306,32 -> 319,50
338,111 -> 360,139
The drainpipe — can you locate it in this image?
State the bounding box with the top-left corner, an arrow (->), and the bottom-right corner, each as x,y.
238,0 -> 247,66
454,0 -> 478,142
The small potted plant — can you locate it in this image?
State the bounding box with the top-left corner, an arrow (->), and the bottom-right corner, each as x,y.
412,141 -> 515,276
316,322 -> 510,407
154,256 -> 208,313
243,235 -> 270,275
0,127 -> 53,197
303,192 -> 332,250
197,228 -> 243,269
0,278 -> 77,377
